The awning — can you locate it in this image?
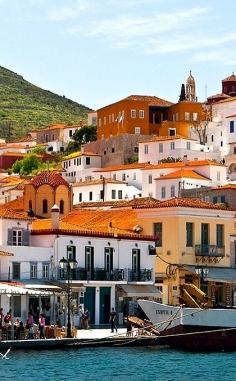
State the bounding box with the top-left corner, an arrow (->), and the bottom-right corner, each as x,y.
0,283 -> 53,296
185,266 -> 236,284
24,283 -> 62,292
118,284 -> 162,297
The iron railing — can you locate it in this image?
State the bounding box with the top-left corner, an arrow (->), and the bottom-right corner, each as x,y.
195,245 -> 225,257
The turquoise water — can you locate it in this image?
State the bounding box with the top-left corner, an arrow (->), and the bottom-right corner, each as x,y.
2,347 -> 236,381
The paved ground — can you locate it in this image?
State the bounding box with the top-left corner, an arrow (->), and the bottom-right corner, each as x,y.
76,328 -> 127,339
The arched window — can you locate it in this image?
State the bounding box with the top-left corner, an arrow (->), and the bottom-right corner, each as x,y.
60,200 -> 64,214
43,199 -> 48,214
29,200 -> 32,210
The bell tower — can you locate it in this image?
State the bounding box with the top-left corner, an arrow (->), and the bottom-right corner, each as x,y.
186,70 -> 197,102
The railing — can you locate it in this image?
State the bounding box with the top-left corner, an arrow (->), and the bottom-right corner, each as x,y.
58,267 -> 153,282
195,245 -> 225,257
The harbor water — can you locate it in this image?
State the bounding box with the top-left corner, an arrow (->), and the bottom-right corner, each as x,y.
2,347 -> 236,381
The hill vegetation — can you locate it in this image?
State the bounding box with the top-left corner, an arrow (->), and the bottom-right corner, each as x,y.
0,66 -> 92,140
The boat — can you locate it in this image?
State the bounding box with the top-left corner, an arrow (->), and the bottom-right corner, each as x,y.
138,300 -> 236,334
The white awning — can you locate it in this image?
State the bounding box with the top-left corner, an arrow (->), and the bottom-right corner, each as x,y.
0,283 -> 53,296
118,284 -> 162,297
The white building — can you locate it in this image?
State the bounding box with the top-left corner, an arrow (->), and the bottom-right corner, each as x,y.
62,151 -> 102,183
138,136 -> 215,164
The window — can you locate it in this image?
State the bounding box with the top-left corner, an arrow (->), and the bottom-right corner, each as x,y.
122,173 -> 126,181
111,147 -> 115,153
74,159 -> 76,165
217,171 -> 221,181
170,142 -> 175,150
186,142 -> 191,150
170,185 -> 175,197
213,196 -> 218,204
186,222 -> 194,247
69,130 -> 73,137
29,200 -> 32,211
30,263 -> 37,279
139,110 -> 144,118
131,109 -> 136,118
192,113 -> 198,121
100,190 -> 104,200
154,223 -> 162,247
104,247 -> 114,272
118,190 -> 122,199
148,175 -> 152,184
169,129 -> 176,136
59,200 -> 64,214
89,191 -> 93,201
111,190 -> 116,199
220,141 -> 223,147
234,147 -> 236,154
134,146 -> 139,153
85,246 -> 94,272
132,249 -> 140,275
104,117 -> 106,125
67,245 -> 76,261
79,193 -> 82,202
220,195 -> 226,203
185,112 -> 190,121
211,135 -> 214,142
113,174 -> 116,180
216,224 -> 224,247
43,199 -> 48,214
42,263 -> 49,279
144,145 -> 149,154
12,230 -> 22,246
12,263 -> 20,280
112,114 -> 114,122
85,157 -> 91,165
159,143 -> 163,153
133,172 -> 136,180
109,115 -> 111,123
98,118 -> 101,127
161,187 -> 166,199
135,127 -> 141,134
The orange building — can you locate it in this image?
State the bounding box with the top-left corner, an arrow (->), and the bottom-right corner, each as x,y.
97,95 -> 173,139
23,171 -> 72,218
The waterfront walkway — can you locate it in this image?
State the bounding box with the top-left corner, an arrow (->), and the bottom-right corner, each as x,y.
76,328 -> 127,339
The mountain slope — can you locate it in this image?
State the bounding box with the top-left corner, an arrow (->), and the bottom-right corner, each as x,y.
0,66 -> 92,140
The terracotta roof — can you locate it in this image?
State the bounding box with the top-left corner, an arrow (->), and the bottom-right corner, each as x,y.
8,134 -> 36,143
74,197 -> 157,209
212,184 -> 236,191
207,93 -> 230,100
0,198 -> 35,220
222,73 -> 236,82
73,179 -> 127,187
0,152 -> 27,157
94,162 -> 153,173
38,124 -> 81,132
140,135 -> 196,144
124,95 -> 173,107
134,197 -> 231,211
155,169 -> 209,181
30,171 -> 69,188
143,159 -> 225,171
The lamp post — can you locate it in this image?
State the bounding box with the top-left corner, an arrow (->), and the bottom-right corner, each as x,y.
59,256 -> 77,338
195,266 -> 209,291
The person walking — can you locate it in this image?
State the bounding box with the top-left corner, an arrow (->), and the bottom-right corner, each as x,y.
82,308 -> 90,330
38,313 -> 46,339
109,308 -> 117,333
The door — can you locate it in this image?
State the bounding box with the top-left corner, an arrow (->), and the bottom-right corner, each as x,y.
85,246 -> 94,279
201,224 -> 209,254
84,287 -> 95,324
100,287 -> 111,324
104,248 -> 113,277
132,249 -> 140,281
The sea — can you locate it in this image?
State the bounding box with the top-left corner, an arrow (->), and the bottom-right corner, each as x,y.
2,347 -> 236,381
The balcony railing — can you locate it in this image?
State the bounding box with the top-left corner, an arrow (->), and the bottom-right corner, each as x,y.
195,245 -> 225,257
58,267 -> 153,282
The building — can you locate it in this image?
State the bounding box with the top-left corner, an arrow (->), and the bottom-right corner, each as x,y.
62,151 -> 102,183
207,73 -> 236,105
97,95 -> 173,139
87,111 -> 97,126
36,123 -> 82,152
134,197 -> 236,306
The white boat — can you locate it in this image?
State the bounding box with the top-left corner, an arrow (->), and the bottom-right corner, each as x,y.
138,300 -> 236,333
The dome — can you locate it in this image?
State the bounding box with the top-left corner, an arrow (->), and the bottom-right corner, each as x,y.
186,70 -> 195,85
30,171 -> 69,188
222,72 -> 236,82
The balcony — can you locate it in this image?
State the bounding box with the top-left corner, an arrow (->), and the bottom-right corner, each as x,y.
195,245 -> 225,257
57,267 -> 153,282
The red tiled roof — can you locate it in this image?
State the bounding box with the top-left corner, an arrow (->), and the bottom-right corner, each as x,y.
155,169 -> 210,181
207,93 -> 230,100
143,159 -> 225,170
222,74 -> 236,82
74,197 -> 156,209
124,95 -> 173,107
140,135 -> 196,144
94,162 -> 153,173
134,197 -> 231,210
30,171 -> 69,188
0,198 -> 35,220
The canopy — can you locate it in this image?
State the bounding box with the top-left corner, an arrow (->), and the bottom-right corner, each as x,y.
185,266 -> 236,284
0,283 -> 53,296
118,284 -> 162,298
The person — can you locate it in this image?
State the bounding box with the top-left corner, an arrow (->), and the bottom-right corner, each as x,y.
4,311 -> 11,325
109,308 -> 117,333
78,305 -> 84,329
16,320 -> 24,340
38,313 -> 46,339
82,308 -> 89,330
0,308 -> 4,329
125,318 -> 133,337
44,302 -> 51,325
26,311 -> 34,329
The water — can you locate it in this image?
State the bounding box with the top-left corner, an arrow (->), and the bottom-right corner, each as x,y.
2,347 -> 236,381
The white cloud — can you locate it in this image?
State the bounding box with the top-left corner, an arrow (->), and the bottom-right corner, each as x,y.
48,0 -> 93,21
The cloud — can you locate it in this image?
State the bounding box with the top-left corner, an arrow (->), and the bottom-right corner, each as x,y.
48,0 -> 92,21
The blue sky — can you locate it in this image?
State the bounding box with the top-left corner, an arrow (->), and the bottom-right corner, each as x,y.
0,0 -> 236,110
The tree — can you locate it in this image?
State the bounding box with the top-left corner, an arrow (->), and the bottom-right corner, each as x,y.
31,146 -> 46,154
160,157 -> 182,163
66,125 -> 97,153
190,104 -> 211,145
11,154 -> 41,175
179,84 -> 186,102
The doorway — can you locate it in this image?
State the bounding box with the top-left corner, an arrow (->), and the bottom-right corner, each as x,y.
100,287 -> 111,324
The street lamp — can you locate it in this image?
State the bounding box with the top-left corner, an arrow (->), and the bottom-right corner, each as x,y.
59,256 -> 77,338
195,266 -> 209,290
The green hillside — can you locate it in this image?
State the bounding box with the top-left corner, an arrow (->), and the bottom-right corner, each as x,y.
0,66 -> 92,140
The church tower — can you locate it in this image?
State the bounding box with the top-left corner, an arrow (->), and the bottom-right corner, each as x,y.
186,70 -> 197,102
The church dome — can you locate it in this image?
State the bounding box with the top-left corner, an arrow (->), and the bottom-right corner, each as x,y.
30,171 -> 69,188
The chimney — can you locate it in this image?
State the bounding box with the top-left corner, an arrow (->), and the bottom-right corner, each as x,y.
51,204 -> 60,230
183,155 -> 188,165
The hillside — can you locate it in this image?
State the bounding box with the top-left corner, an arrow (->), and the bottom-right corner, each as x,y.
0,66 -> 92,140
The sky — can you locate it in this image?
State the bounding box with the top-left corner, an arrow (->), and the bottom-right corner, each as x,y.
0,0 -> 236,110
